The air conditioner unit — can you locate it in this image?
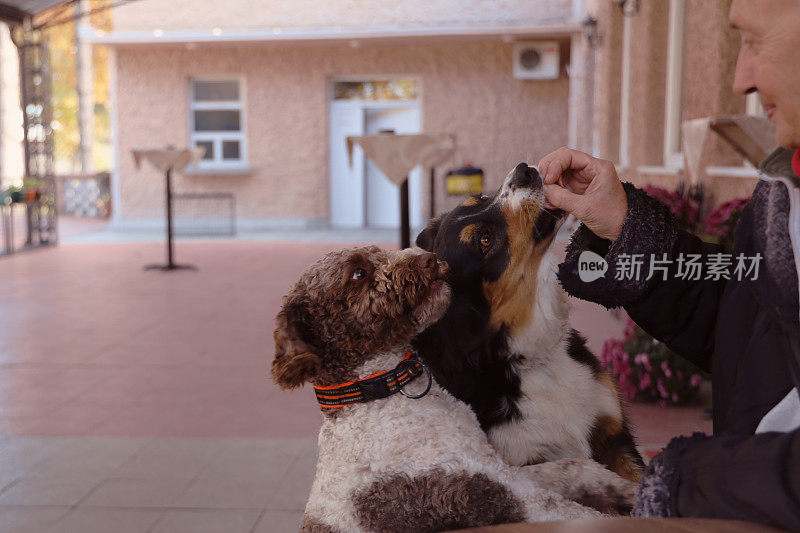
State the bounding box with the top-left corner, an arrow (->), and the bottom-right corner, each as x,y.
513,41 -> 560,80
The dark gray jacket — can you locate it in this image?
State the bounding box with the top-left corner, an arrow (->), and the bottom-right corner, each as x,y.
558,148 -> 800,530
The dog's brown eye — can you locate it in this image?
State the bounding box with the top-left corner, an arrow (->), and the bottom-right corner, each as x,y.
479,234 -> 492,249
351,268 -> 366,281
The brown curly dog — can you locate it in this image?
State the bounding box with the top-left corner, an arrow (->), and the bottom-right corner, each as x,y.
272,246 -> 637,533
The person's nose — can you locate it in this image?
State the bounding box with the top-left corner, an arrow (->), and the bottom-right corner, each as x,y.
732,49 -> 756,95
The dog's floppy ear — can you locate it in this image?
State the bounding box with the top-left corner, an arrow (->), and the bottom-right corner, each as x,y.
416,217 -> 441,251
271,301 -> 322,390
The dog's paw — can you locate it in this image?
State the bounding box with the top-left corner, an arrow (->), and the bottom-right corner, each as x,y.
520,458 -> 638,515
572,479 -> 637,515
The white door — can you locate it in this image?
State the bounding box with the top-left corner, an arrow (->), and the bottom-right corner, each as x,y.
329,103 -> 422,229
329,105 -> 365,228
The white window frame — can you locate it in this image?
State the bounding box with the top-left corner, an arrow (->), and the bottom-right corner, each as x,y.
189,78 -> 247,170
662,0 -> 685,169
618,13 -> 633,168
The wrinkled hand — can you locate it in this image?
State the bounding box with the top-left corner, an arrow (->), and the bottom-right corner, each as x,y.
538,147 -> 628,241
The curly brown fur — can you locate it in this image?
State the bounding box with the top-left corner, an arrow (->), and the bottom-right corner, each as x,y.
272,246 -> 450,391
299,516 -> 339,533
352,469 -> 526,532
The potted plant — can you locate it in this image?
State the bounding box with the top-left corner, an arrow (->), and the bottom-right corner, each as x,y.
22,178 -> 41,203
5,185 -> 24,204
601,319 -> 706,406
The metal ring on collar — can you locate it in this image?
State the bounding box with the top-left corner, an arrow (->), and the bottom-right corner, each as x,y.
399,359 -> 432,399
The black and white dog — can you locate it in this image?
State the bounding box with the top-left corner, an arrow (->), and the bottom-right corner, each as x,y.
414,163 -> 645,481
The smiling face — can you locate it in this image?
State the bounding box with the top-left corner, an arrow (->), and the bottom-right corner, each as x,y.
730,0 -> 800,149
417,163 -> 565,335
272,246 -> 450,389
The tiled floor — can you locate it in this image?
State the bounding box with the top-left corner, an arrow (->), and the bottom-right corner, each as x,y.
0,434 -> 712,532
0,436 -> 316,532
0,240 -> 711,532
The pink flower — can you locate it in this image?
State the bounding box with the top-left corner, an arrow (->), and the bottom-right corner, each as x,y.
657,379 -> 668,398
705,197 -> 750,237
640,353 -> 652,372
690,374 -> 702,387
623,318 -> 637,338
661,361 -> 672,378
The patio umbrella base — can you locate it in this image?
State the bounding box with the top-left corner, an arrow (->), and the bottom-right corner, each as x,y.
143,263 -> 197,272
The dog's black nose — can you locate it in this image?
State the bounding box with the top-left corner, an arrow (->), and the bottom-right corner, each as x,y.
510,163 -> 540,189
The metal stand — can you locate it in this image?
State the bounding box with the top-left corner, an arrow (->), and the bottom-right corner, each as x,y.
429,167 -> 436,219
144,167 -> 196,271
400,178 -> 410,249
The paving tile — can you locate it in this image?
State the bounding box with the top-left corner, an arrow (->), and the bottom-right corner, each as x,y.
0,506 -> 69,533
82,477 -> 193,508
196,438 -> 303,480
48,507 -> 163,533
112,438 -> 222,479
150,509 -> 261,533
26,437 -> 150,478
253,509 -> 304,533
0,437 -> 78,478
20,407 -> 116,438
265,453 -> 316,511
0,475 -> 104,506
0,472 -> 20,495
173,474 -> 284,510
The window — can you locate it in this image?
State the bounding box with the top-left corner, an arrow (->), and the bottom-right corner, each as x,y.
190,79 -> 246,169
333,79 -> 418,101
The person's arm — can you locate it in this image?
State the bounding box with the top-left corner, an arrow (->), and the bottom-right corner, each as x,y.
557,182 -> 728,372
634,429 -> 800,530
538,148 -> 727,372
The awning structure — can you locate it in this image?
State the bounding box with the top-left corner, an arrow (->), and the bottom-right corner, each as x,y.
83,23 -> 583,46
0,0 -> 70,25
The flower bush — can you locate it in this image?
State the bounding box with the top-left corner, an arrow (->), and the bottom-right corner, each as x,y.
641,185 -> 700,232
604,184 -> 744,405
704,197 -> 750,251
600,318 -> 705,406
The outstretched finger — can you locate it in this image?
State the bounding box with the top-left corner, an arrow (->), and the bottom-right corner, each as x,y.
543,183 -> 586,218
538,148 -> 594,185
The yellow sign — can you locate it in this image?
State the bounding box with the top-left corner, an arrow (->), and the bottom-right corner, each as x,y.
446,173 -> 484,196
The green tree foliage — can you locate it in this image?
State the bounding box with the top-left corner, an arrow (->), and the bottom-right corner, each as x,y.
45,0 -> 112,172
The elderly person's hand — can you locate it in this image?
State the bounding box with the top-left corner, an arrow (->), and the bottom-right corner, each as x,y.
538,147 -> 628,241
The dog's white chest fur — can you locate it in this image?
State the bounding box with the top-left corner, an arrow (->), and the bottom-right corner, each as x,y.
488,347 -> 622,465
487,252 -> 622,466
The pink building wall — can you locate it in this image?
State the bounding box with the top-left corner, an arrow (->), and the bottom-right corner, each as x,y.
113,40 -> 571,226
